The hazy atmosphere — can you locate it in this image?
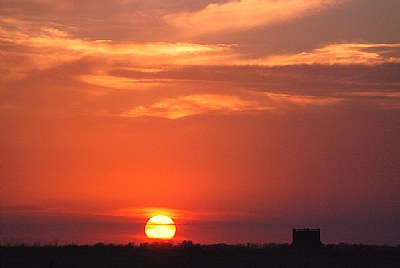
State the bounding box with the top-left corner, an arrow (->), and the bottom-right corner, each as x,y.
1,0 -> 400,245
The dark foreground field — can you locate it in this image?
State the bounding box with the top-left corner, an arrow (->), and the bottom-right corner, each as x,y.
2,242 -> 399,268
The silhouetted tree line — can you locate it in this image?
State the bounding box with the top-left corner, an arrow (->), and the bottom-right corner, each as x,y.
1,242 -> 400,267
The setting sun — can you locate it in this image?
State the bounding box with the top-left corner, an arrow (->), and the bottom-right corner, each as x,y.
145,215 -> 176,240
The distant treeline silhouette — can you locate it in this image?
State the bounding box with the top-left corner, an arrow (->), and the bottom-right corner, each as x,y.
2,242 -> 400,267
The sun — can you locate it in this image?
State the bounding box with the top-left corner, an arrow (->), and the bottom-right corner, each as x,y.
145,215 -> 176,240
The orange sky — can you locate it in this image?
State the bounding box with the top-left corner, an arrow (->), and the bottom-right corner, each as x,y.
1,0 -> 400,245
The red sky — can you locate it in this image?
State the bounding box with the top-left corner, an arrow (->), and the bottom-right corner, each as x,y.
1,0 -> 400,245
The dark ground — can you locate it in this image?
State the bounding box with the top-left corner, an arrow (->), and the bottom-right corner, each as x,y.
1,242 -> 399,267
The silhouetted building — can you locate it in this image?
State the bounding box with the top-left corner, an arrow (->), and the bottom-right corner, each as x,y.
292,228 -> 321,248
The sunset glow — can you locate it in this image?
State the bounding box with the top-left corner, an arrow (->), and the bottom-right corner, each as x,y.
1,0 -> 399,246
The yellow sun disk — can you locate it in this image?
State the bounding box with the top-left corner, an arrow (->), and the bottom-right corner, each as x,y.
145,215 -> 176,240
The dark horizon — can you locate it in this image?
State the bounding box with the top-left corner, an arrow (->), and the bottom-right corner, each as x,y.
3,241 -> 400,268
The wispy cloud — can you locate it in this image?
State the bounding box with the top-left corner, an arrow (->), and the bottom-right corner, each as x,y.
265,92 -> 342,106
165,0 -> 344,36
0,16 -> 235,78
257,43 -> 400,66
3,15 -> 399,87
122,94 -> 271,119
122,92 -> 342,119
347,90 -> 400,109
79,75 -> 169,91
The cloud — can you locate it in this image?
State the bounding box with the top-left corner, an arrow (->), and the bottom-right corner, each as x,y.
78,75 -> 165,91
348,90 -> 400,109
3,15 -> 399,88
11,27 -> 231,61
122,92 -> 342,119
122,94 -> 271,119
165,0 -> 343,36
257,43 -> 400,66
265,92 -> 342,106
0,16 -> 236,81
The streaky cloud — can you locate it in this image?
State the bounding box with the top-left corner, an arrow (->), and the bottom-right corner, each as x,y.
256,43 -> 400,66
165,0 -> 345,37
122,92 -> 343,119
